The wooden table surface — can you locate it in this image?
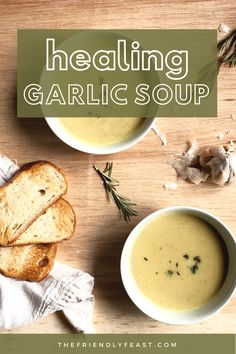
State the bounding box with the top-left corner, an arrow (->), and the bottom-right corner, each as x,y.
0,0 -> 236,333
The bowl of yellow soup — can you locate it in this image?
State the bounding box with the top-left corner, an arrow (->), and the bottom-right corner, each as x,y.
121,206 -> 236,324
45,117 -> 155,154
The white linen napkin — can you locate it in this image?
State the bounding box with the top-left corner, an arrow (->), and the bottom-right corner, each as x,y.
0,155 -> 95,333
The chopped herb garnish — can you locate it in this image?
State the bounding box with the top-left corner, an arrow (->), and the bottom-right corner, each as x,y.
159,247 -> 162,250
190,264 -> 199,274
183,254 -> 189,260
169,260 -> 171,264
155,272 -> 158,275
166,270 -> 174,277
144,257 -> 148,261
177,271 -> 181,276
189,256 -> 202,274
176,263 -> 179,267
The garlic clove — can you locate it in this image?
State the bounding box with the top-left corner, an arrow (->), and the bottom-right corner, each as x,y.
163,182 -> 178,191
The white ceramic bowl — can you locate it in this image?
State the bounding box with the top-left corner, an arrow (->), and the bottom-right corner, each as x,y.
45,117 -> 155,154
120,206 -> 236,324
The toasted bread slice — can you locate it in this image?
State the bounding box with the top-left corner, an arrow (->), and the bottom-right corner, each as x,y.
9,199 -> 76,246
0,243 -> 57,281
0,161 -> 67,246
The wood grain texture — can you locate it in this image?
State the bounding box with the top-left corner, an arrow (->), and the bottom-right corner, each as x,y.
0,0 -> 236,333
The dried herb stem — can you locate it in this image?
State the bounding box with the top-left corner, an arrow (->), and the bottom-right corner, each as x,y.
218,28 -> 236,69
93,162 -> 137,221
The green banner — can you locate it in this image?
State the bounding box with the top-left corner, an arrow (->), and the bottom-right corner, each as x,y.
17,30 -> 217,118
0,334 -> 234,354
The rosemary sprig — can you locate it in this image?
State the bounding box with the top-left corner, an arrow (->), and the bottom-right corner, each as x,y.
218,28 -> 236,70
93,162 -> 137,221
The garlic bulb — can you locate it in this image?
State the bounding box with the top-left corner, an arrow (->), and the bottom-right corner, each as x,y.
171,139 -> 209,185
200,145 -> 236,185
171,140 -> 236,185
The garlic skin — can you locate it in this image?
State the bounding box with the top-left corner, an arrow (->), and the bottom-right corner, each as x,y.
182,139 -> 199,166
171,140 -> 236,186
218,23 -> 231,33
152,124 -> 167,146
163,182 -> 178,191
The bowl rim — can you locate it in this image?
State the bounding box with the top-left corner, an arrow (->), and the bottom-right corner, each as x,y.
45,117 -> 156,154
120,205 -> 236,324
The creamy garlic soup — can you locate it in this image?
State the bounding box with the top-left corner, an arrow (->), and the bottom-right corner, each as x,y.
56,117 -> 145,146
131,213 -> 228,311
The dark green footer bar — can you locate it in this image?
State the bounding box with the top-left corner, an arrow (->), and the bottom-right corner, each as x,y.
0,334 -> 235,354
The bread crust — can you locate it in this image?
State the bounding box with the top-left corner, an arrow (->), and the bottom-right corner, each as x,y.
0,161 -> 68,245
10,160 -> 68,190
0,243 -> 57,282
8,199 -> 76,246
